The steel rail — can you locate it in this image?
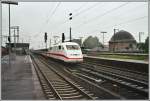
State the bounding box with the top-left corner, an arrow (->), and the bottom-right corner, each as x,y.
76,65 -> 148,98
31,54 -> 95,100
38,56 -> 95,100
40,54 -> 126,99
31,55 -> 62,100
81,63 -> 148,86
85,59 -> 148,77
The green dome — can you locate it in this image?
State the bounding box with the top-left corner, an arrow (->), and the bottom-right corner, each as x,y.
110,30 -> 136,42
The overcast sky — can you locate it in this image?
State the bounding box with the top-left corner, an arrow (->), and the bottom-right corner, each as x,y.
2,2 -> 148,49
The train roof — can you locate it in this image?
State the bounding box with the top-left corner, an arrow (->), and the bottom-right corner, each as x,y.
53,42 -> 79,46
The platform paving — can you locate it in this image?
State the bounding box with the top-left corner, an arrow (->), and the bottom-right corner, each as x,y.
1,54 -> 45,100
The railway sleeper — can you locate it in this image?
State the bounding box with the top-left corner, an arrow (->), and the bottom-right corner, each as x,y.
58,89 -> 77,93
53,86 -> 73,89
44,89 -> 52,92
59,92 -> 80,96
53,84 -> 70,87
48,97 -> 57,100
47,94 -> 55,98
56,87 -> 75,91
62,94 -> 84,99
51,81 -> 67,84
45,91 -> 53,94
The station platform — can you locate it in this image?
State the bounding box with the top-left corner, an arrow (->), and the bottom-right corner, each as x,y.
84,55 -> 148,64
1,54 -> 45,100
84,55 -> 148,73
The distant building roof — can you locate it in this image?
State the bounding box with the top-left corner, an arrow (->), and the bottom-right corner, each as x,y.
109,30 -> 136,42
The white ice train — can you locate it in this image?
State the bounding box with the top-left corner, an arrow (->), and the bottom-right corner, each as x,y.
44,42 -> 83,63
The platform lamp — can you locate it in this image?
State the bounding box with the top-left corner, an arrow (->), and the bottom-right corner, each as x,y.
2,0 -> 18,67
101,31 -> 107,46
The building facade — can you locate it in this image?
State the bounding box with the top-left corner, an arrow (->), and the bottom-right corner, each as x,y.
6,43 -> 30,55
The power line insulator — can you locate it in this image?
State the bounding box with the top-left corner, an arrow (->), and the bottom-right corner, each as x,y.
69,17 -> 72,20
8,36 -> 10,42
69,13 -> 72,16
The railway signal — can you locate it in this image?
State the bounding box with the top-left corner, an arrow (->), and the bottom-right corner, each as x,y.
44,32 -> 47,51
69,13 -> 72,42
62,33 -> 65,43
44,32 -> 47,43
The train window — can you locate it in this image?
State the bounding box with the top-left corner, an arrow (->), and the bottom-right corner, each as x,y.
53,46 -> 57,51
58,46 -> 61,50
66,45 -> 79,50
61,46 -> 64,50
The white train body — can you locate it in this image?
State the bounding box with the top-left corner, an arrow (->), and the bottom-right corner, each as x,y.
44,42 -> 83,63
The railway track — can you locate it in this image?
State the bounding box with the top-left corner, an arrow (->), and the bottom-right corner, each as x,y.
68,63 -> 148,99
31,54 -> 97,100
84,59 -> 148,82
40,54 -> 126,99
82,62 -> 148,85
32,53 -> 148,99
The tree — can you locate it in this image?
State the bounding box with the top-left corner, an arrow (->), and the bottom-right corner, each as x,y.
72,39 -> 81,46
137,36 -> 149,53
83,36 -> 102,49
144,36 -> 149,53
137,43 -> 145,52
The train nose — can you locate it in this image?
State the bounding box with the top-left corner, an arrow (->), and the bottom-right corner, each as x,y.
67,53 -> 82,58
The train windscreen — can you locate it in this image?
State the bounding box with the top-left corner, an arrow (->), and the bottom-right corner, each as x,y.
66,45 -> 80,50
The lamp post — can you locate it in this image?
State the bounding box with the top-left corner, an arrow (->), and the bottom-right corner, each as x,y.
113,28 -> 119,52
10,26 -> 19,56
79,37 -> 83,47
53,35 -> 59,44
101,31 -> 107,46
2,1 -> 18,67
69,13 -> 72,42
139,32 -> 144,43
10,26 -> 19,43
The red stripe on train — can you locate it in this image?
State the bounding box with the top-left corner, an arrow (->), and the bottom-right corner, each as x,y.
46,52 -> 83,60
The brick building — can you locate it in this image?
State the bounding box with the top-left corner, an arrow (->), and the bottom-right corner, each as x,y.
109,30 -> 137,52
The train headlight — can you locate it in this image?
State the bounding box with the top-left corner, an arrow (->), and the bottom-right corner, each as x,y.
70,54 -> 79,56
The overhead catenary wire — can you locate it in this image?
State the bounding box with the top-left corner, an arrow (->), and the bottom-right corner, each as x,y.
54,2 -> 102,31
88,15 -> 147,34
37,2 -> 61,38
72,2 -> 102,18
74,3 -> 147,32
45,2 -> 61,24
37,3 -> 57,36
73,2 -> 129,30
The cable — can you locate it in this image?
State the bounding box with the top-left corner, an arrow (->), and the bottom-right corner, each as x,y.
76,3 -> 147,33
37,2 -> 61,37
89,16 -> 147,34
54,2 -> 102,31
37,3 -> 57,35
46,2 -> 61,24
73,2 -> 129,30
73,2 -> 88,14
73,2 -> 101,18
